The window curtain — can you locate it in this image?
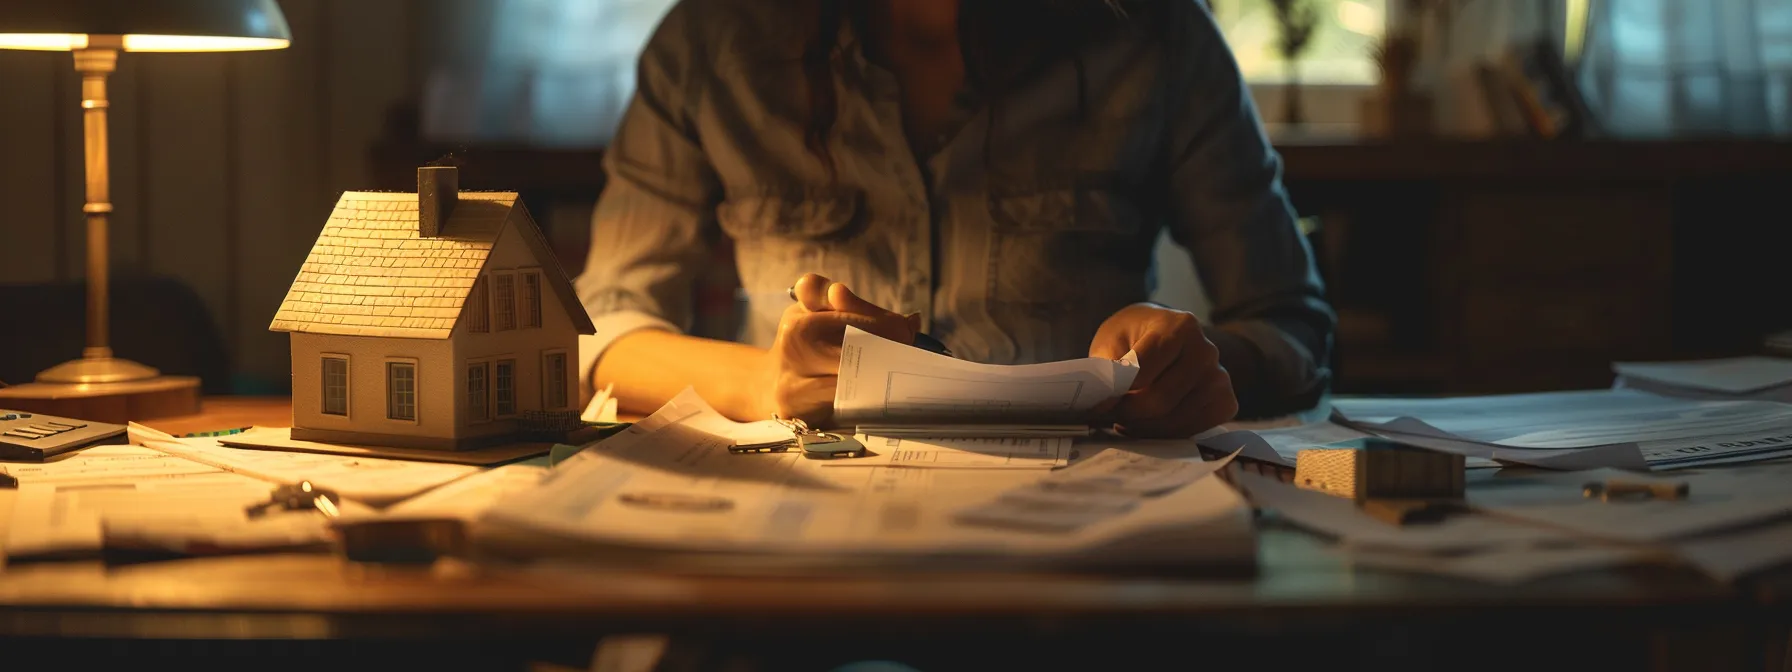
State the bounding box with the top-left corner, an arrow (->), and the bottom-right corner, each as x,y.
1576,0 -> 1792,137
422,0 -> 678,147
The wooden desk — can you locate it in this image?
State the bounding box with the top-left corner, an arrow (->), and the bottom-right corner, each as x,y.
0,397 -> 1782,670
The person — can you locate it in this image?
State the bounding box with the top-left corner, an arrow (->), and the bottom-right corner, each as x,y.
575,0 -> 1335,439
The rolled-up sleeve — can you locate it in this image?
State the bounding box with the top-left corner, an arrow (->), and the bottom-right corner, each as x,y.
1159,2 -> 1337,418
575,0 -> 722,390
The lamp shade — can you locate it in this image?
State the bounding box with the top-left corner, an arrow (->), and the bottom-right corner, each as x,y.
0,0 -> 291,51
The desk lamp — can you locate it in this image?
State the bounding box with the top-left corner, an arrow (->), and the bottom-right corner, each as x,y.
0,1 -> 290,420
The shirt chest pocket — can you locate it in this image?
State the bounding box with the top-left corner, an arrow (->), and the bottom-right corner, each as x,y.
987,183 -> 1142,236
716,189 -> 864,242
983,182 -> 1155,319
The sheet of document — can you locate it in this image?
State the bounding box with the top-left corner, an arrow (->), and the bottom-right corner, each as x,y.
582,382 -> 620,423
344,463 -> 549,523
215,426 -> 547,466
1673,519 -> 1792,582
1035,447 -> 1228,495
131,424 -> 478,507
1230,471 -> 1573,553
0,444 -> 351,560
823,435 -> 1071,469
1466,466 -> 1792,543
1332,389 -> 1792,469
1613,356 -> 1792,395
831,326 -> 1139,427
476,393 -> 1255,571
0,443 -> 219,484
1341,545 -> 1657,585
1197,424 -> 1503,469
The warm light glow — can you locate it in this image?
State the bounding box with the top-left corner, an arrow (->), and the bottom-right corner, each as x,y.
0,33 -> 288,52
0,33 -> 88,50
1336,1 -> 1382,35
122,34 -> 289,51
1564,0 -> 1589,62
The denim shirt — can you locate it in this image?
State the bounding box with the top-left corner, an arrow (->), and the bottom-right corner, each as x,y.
575,0 -> 1336,417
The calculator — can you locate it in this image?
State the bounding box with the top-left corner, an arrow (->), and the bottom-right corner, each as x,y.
0,409 -> 128,461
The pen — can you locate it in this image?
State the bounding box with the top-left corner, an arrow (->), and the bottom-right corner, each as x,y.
787,285 -> 954,358
1582,478 -> 1689,502
181,426 -> 252,438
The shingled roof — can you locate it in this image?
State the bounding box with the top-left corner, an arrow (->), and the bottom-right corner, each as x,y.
269,191 -> 595,339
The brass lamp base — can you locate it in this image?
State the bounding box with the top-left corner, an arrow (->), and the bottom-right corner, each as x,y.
35,353 -> 162,384
0,375 -> 201,424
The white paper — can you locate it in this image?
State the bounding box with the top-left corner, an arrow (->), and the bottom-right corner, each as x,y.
824,435 -> 1071,469
341,463 -> 549,524
1466,466 -> 1792,543
477,392 -> 1254,569
1673,519 -> 1792,582
133,432 -> 479,507
582,382 -> 619,423
832,326 -> 1138,427
1333,389 -> 1792,469
1342,545 -> 1656,585
852,425 -> 1093,439
0,444 -> 220,484
1037,447 -> 1223,495
3,470 -> 322,559
1613,356 -> 1792,395
1231,470 -> 1572,552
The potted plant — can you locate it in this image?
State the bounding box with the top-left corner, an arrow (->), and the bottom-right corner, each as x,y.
1269,0 -> 1321,126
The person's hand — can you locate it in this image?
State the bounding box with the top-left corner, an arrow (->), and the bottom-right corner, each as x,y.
758,273 -> 917,426
1088,303 -> 1238,438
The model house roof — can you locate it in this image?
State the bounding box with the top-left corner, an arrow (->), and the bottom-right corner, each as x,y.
269,190 -> 595,339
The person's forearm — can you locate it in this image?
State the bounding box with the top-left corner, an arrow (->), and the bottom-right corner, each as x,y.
1208,321 -> 1328,419
594,330 -> 772,422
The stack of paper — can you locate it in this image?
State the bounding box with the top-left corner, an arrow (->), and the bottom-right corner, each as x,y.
129,423 -> 479,507
0,445 -> 345,560
1331,389 -> 1792,470
1229,471 -> 1657,584
831,326 -> 1138,433
1613,356 -> 1792,403
469,389 -> 1256,575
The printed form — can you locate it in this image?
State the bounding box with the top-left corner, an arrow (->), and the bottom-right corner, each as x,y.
832,326 -> 1138,427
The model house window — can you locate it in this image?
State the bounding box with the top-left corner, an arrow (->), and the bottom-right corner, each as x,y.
543,351 -> 568,409
387,362 -> 417,421
521,271 -> 542,328
322,356 -> 349,416
467,276 -> 491,333
494,273 -> 517,331
467,361 -> 490,422
495,359 -> 516,417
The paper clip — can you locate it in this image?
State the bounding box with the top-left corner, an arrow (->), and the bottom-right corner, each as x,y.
1582,479 -> 1689,502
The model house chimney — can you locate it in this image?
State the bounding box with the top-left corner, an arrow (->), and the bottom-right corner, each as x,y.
418,166 -> 458,238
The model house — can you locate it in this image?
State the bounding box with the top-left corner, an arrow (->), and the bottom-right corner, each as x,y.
269,166 -> 596,449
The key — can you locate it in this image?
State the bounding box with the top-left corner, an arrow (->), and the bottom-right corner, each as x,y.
245,480 -> 341,519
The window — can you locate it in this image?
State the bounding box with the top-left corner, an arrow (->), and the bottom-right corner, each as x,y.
467,361 -> 490,422
494,272 -> 517,331
322,356 -> 349,416
521,271 -> 542,328
495,359 -> 517,417
387,362 -> 417,421
542,351 -> 568,410
1211,0 -> 1386,85
467,276 -> 490,333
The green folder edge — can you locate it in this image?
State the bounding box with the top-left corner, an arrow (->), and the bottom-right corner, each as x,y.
548,422 -> 632,467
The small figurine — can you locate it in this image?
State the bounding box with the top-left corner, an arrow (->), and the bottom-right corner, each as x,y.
269,166 -> 596,450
